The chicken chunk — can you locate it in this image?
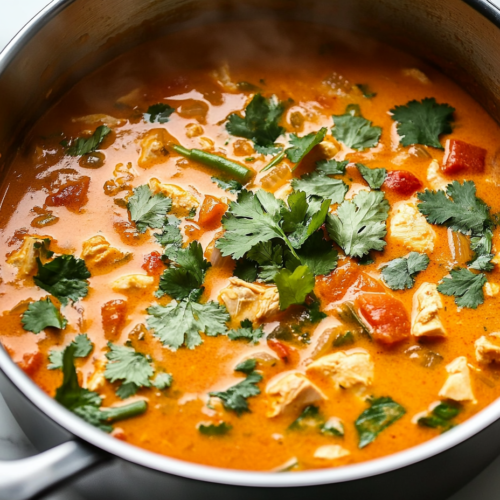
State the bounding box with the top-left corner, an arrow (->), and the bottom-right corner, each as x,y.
7,235 -> 51,277
427,159 -> 449,191
306,350 -> 374,389
274,182 -> 293,200
86,359 -> 106,391
411,282 -> 446,338
218,277 -> 280,323
81,235 -> 129,267
72,114 -> 126,128
402,68 -> 430,84
318,138 -> 340,158
475,333 -> 500,364
266,372 -> 325,418
439,356 -> 476,403
148,178 -> 199,218
138,129 -> 171,168
390,201 -> 436,252
484,282 -> 499,297
111,274 -> 154,292
314,445 -> 350,461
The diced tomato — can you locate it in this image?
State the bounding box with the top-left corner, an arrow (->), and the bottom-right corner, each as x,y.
383,170 -> 422,196
443,139 -> 486,174
17,351 -> 43,376
354,293 -> 410,344
102,300 -> 128,339
267,338 -> 293,363
45,177 -> 90,212
198,195 -> 228,230
142,251 -> 165,276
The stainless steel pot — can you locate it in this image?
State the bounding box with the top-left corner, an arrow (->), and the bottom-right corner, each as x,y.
1,1 -> 500,498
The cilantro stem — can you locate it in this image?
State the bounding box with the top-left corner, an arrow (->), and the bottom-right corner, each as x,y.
261,151 -> 285,172
282,232 -> 300,260
102,400 -> 147,423
171,144 -> 252,182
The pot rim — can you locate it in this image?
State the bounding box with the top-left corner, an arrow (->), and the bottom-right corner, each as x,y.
2,0 -> 500,488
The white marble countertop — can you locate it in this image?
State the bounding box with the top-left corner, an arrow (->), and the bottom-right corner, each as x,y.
1,2 -> 500,499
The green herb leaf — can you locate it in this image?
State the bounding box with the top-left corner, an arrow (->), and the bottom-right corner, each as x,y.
285,128 -> 327,165
226,94 -> 285,149
390,97 -> 454,149
66,125 -> 111,156
233,258 -> 259,282
418,401 -> 461,431
333,331 -> 355,347
198,422 -> 232,436
154,215 -> 183,260
34,255 -> 90,306
235,358 -> 257,374
356,163 -> 387,189
291,172 -> 348,204
128,185 -> 172,234
437,268 -> 487,309
48,333 -> 93,370
144,103 -> 175,123
211,176 -> 243,194
21,298 -> 67,334
381,252 -> 430,290
151,372 -> 173,390
321,417 -> 345,437
289,405 -> 322,430
146,300 -> 229,350
357,83 -> 377,98
275,265 -> 315,309
332,106 -> 382,150
296,231 -> 338,276
305,298 -> 327,323
326,190 -> 389,257
228,319 -> 264,343
316,159 -> 348,175
355,396 -> 406,448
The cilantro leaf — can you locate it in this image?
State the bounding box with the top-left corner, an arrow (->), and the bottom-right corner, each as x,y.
418,401 -> 461,431
285,128 -> 327,165
157,242 -> 210,300
34,255 -> 90,305
357,83 -> 376,98
390,98 -> 454,149
211,176 -> 243,194
437,268 -> 487,309
226,94 -> 285,149
381,252 -> 430,290
289,405 -> 323,431
48,333 -> 93,370
21,298 -> 67,334
417,181 -> 491,236
355,396 -> 406,448
235,358 -> 257,374
469,254 -> 494,272
104,342 -> 154,399
209,371 -> 262,415
144,103 -> 175,123
356,163 -> 387,189
233,258 -> 259,282
305,298 -> 327,323
154,215 -> 183,259
332,107 -> 382,150
228,319 -> 264,343
291,172 -> 348,203
296,231 -> 338,276
55,344 -> 147,432
274,265 -> 315,309
198,422 -> 232,436
66,125 -> 111,156
316,159 -> 348,175
151,372 -> 173,390
128,185 -> 172,233
326,190 -> 390,257
146,300 -> 229,350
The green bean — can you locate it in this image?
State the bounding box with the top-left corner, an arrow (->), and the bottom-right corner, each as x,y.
171,144 -> 252,182
260,151 -> 285,172
102,400 -> 148,423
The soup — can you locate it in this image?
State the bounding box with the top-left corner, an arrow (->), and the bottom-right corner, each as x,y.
1,19 -> 500,472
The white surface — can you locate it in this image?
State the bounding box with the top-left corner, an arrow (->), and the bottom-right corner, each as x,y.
0,1 -> 500,499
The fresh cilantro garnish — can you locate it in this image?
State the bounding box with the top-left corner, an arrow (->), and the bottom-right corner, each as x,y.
154,215 -> 183,259
209,369 -> 262,415
226,94 -> 285,151
211,176 -> 243,194
316,159 -> 348,175
228,319 -> 264,343
127,185 -> 172,234
357,83 -> 377,98
304,297 -> 327,323
198,422 -> 232,436
390,98 -> 455,149
285,128 -> 327,165
333,331 -> 355,347
291,172 -> 348,203
437,268 -> 487,309
21,298 -> 67,334
417,181 -> 492,236
469,254 -> 494,272
48,334 -> 93,370
157,242 -> 210,300
355,396 -> 406,448
144,103 -> 175,123
296,231 -> 338,276
233,258 -> 259,282
274,265 -> 315,309
235,358 -> 257,374
105,342 -> 154,399
331,106 -> 382,150
151,372 -> 173,390
146,300 -> 229,350
34,255 -> 91,306
289,405 -> 323,431
321,418 -> 345,437
418,401 -> 461,432
326,190 -> 390,257
66,125 -> 111,156
246,241 -> 284,283
356,163 -> 387,189
381,252 -> 430,290
55,344 -> 147,432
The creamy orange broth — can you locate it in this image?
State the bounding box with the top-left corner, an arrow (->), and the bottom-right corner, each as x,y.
1,19 -> 500,471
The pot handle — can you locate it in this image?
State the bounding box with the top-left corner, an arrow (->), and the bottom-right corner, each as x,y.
0,440 -> 106,500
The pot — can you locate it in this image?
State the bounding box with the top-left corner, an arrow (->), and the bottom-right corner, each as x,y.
1,1 -> 500,499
